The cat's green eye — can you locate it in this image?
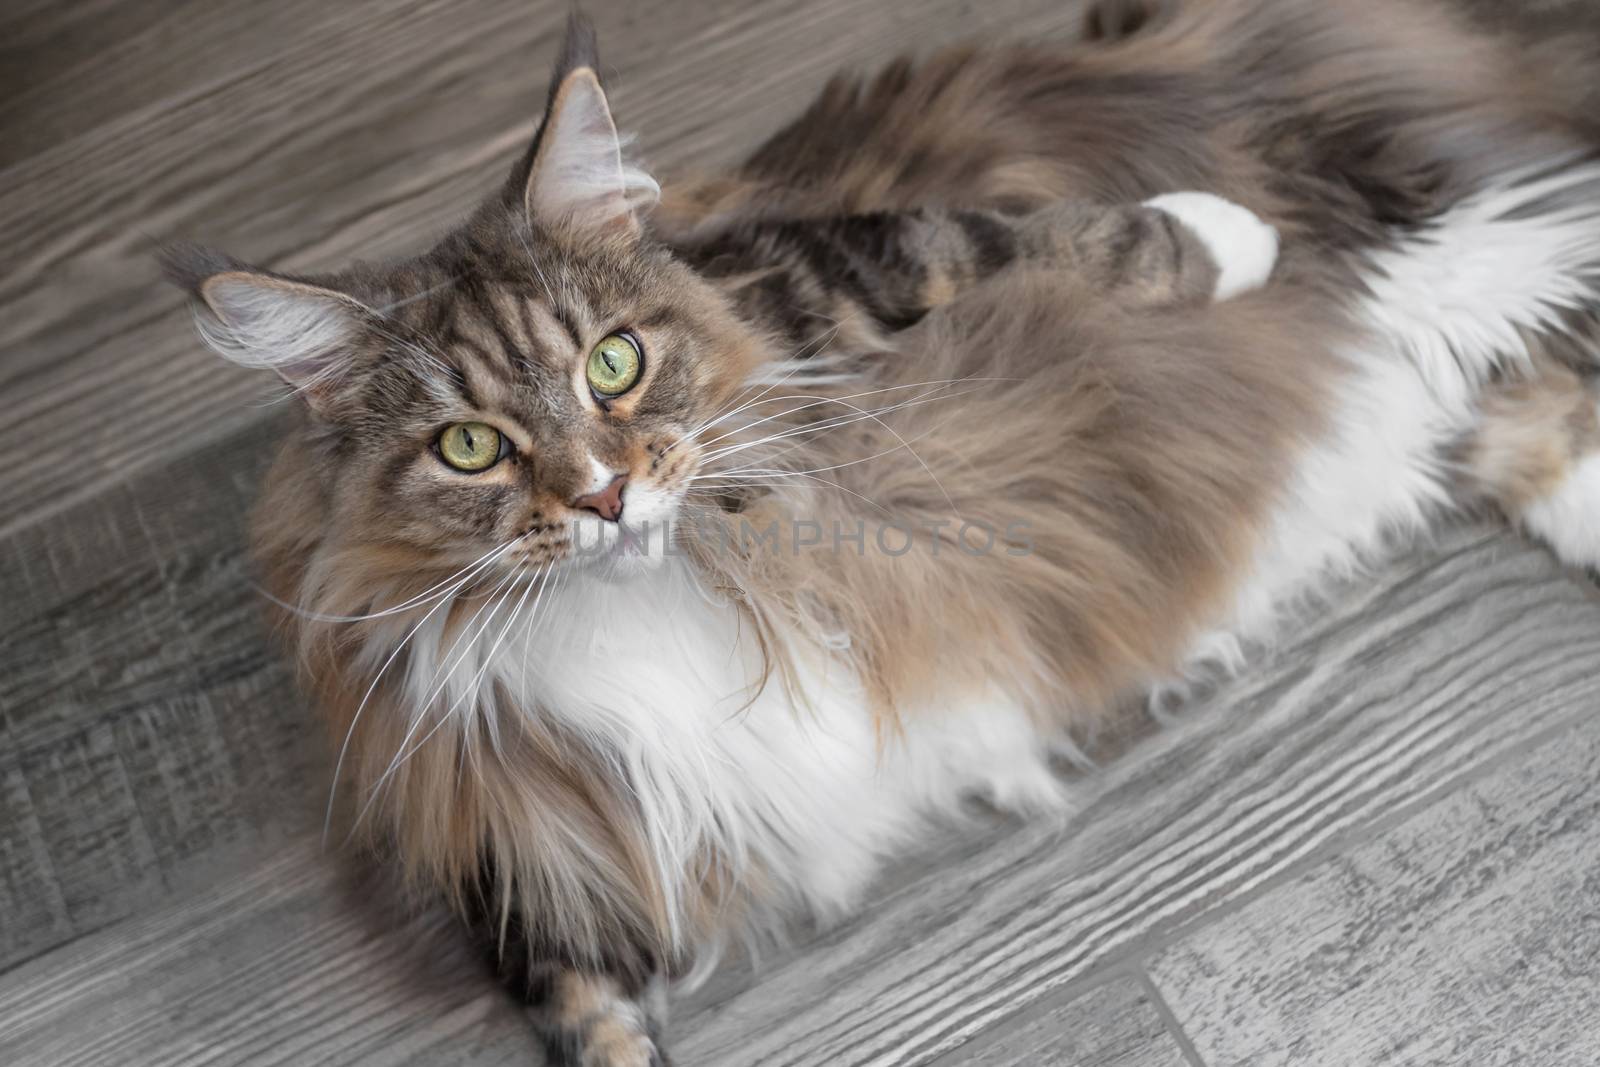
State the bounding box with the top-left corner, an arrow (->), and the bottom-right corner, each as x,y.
586,332 -> 643,397
437,422 -> 504,472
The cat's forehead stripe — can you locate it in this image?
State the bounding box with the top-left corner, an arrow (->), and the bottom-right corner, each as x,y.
525,297 -> 584,356
438,305 -> 519,405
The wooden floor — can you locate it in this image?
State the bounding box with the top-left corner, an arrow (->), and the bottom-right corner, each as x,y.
3,1 -> 1598,1064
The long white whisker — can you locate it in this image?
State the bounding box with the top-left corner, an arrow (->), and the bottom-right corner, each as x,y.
517,565 -> 560,721
373,276 -> 461,314
691,380 -> 961,453
741,381 -> 1012,471
688,376 -> 1013,454
518,219 -> 560,306
263,538 -> 519,625
320,537 -> 521,843
346,563 -> 524,837
376,563 -> 546,802
667,312 -> 862,451
714,414 -> 958,481
706,387 -> 974,518
696,385 -> 979,467
699,382 -> 966,456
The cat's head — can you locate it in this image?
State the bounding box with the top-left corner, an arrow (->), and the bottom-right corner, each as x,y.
166,16 -> 765,585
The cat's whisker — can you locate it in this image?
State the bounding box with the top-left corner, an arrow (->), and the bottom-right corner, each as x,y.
364,563 -> 522,767
334,539 -> 521,619
666,313 -> 862,452
678,350 -> 831,443
364,320 -> 458,386
319,538 -> 521,844
713,408 -> 962,483
517,561 -> 567,719
373,276 -> 462,314
517,220 -> 560,307
694,379 -> 976,457
742,379 -> 1014,471
685,377 -> 982,453
270,537 -> 522,624
703,312 -> 850,418
695,384 -> 975,467
695,394 -> 930,460
380,563 -> 547,800
349,564 -> 531,836
685,370 -> 980,452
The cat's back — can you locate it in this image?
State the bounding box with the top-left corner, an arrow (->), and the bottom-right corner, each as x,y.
661,0 -> 1598,274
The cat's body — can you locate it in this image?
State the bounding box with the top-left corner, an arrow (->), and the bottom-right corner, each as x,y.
167,1 -> 1600,1062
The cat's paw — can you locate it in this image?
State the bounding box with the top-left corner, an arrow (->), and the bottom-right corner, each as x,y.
546,1026 -> 666,1067
1144,191 -> 1279,301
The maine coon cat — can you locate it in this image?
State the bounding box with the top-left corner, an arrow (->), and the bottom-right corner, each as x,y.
166,0 -> 1600,1062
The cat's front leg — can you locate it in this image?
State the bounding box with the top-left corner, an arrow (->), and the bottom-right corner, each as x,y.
520,965 -> 670,1067
472,899 -> 672,1066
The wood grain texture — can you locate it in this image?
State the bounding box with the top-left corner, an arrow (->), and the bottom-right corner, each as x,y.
924,976 -> 1193,1067
0,840 -> 540,1067
0,0 -> 1092,541
0,414 -> 319,969
1149,716 -> 1600,1067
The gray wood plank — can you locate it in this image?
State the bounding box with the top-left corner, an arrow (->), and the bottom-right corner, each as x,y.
1148,714 -> 1600,1067
0,414 -> 324,968
0,0 -> 1090,542
925,975 -> 1193,1067
0,0 -> 319,169
0,840 -> 539,1067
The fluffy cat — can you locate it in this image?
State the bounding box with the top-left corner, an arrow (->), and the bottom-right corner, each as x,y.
166,1 -> 1600,1063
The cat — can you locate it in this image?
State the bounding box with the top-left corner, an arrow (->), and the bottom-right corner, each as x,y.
164,1 -> 1600,1063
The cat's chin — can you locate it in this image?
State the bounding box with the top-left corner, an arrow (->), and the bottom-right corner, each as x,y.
565,531 -> 674,582
565,488 -> 683,581
593,547 -> 668,580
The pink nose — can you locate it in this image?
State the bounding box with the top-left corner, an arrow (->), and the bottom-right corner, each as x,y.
572,475 -> 627,522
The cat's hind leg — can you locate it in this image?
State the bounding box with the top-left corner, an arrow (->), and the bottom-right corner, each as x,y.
1468,358 -> 1600,571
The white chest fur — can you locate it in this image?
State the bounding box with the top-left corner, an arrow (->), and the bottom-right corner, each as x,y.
435,558 -> 1058,951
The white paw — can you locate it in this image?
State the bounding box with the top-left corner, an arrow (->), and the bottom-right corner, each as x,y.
1522,450 -> 1600,570
1144,191 -> 1279,301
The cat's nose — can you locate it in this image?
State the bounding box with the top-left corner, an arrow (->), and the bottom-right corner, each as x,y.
572,475 -> 627,523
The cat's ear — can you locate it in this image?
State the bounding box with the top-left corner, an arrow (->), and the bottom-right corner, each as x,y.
512,14 -> 657,239
162,244 -> 369,414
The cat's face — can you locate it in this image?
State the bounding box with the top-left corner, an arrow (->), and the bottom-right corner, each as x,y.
325,235 -> 759,576
170,40 -> 762,581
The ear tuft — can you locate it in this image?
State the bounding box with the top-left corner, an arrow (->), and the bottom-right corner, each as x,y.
547,10 -> 601,99
160,241 -> 246,295
163,248 -> 368,412
513,15 -> 658,239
